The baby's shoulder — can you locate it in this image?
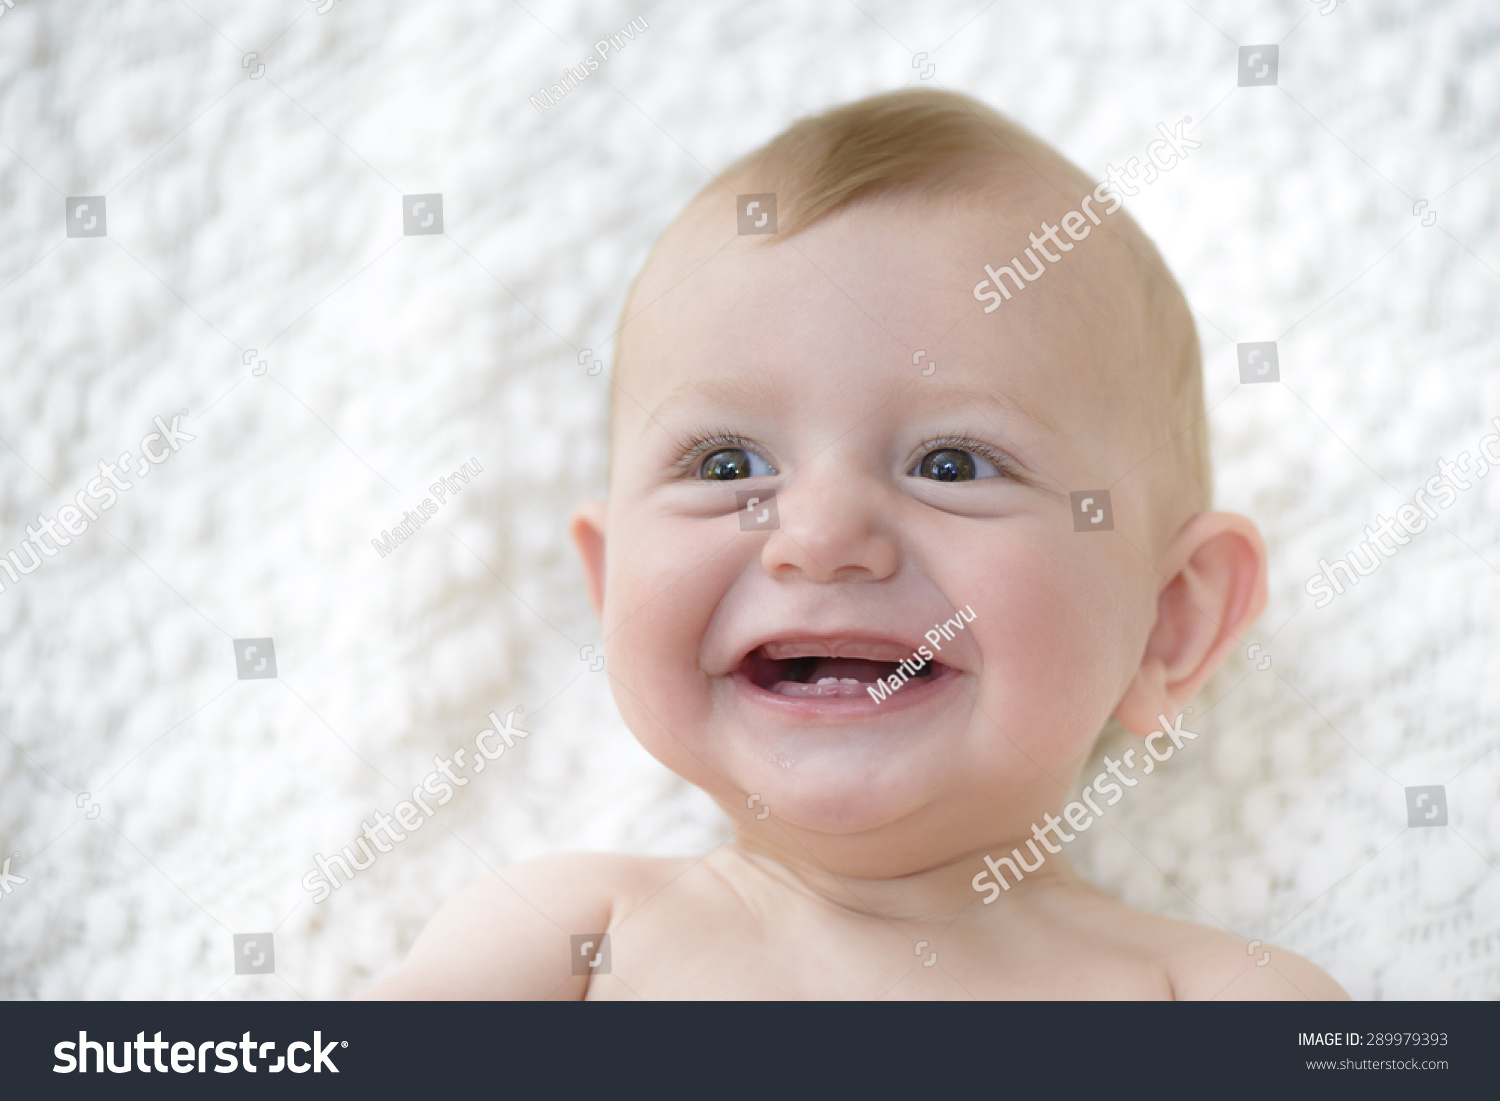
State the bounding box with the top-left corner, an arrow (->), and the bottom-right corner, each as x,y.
1140,915 -> 1349,1001
450,850 -> 691,917
358,852 -> 691,1000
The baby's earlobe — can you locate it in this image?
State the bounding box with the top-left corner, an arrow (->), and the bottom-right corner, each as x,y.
1113,659 -> 1174,738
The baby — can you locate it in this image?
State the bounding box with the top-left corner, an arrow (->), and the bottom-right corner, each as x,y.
364,89 -> 1347,999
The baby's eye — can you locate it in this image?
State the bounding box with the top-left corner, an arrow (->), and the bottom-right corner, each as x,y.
697,447 -> 775,480
911,447 -> 1001,482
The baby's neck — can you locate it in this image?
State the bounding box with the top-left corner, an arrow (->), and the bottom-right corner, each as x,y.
730,832 -> 1076,922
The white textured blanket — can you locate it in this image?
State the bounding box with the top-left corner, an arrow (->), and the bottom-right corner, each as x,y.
0,0 -> 1496,999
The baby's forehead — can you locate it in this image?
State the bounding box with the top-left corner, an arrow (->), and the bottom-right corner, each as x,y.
617,190 -> 1146,416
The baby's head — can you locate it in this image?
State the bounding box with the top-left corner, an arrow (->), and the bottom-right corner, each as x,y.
572,90 -> 1266,878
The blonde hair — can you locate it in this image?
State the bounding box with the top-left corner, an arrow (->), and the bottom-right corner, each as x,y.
617,88 -> 1211,517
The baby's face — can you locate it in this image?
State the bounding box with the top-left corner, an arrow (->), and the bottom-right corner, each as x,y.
583,196 -> 1167,873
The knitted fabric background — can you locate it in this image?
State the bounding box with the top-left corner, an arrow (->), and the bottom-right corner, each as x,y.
0,0 -> 1496,999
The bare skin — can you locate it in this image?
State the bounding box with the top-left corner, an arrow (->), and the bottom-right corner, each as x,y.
361,189 -> 1347,1000
362,848 -> 1342,1000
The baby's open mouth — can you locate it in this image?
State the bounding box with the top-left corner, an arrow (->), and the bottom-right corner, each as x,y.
740,640 -> 942,699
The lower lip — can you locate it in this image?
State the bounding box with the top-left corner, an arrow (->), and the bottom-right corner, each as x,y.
726,663 -> 962,720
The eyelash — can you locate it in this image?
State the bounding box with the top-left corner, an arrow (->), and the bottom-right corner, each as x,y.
913,436 -> 1020,481
672,432 -> 1020,481
672,431 -> 771,478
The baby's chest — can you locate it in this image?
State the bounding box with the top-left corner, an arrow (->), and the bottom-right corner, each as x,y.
581,910 -> 1172,1000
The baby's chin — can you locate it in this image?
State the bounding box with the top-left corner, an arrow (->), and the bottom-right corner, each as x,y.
680,666 -> 980,834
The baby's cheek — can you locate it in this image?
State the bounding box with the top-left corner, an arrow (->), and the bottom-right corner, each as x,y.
601,521 -> 732,767
964,535 -> 1137,765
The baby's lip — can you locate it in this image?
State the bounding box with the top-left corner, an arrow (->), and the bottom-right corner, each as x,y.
725,630 -> 960,712
724,633 -> 929,672
755,637 -> 921,663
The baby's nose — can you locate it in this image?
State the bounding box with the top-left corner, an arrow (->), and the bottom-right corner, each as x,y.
757,465 -> 898,583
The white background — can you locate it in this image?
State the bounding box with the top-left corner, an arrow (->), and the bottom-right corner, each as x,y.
0,0 -> 1496,999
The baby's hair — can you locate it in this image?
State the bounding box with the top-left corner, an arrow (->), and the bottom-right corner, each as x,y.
616,88 -> 1211,522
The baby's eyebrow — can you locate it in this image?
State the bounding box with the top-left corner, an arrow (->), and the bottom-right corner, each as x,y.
915,379 -> 1061,436
644,374 -> 787,429
645,373 -> 1059,435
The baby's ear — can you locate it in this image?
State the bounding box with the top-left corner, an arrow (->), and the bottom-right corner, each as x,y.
569,500 -> 608,618
1114,511 -> 1267,737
